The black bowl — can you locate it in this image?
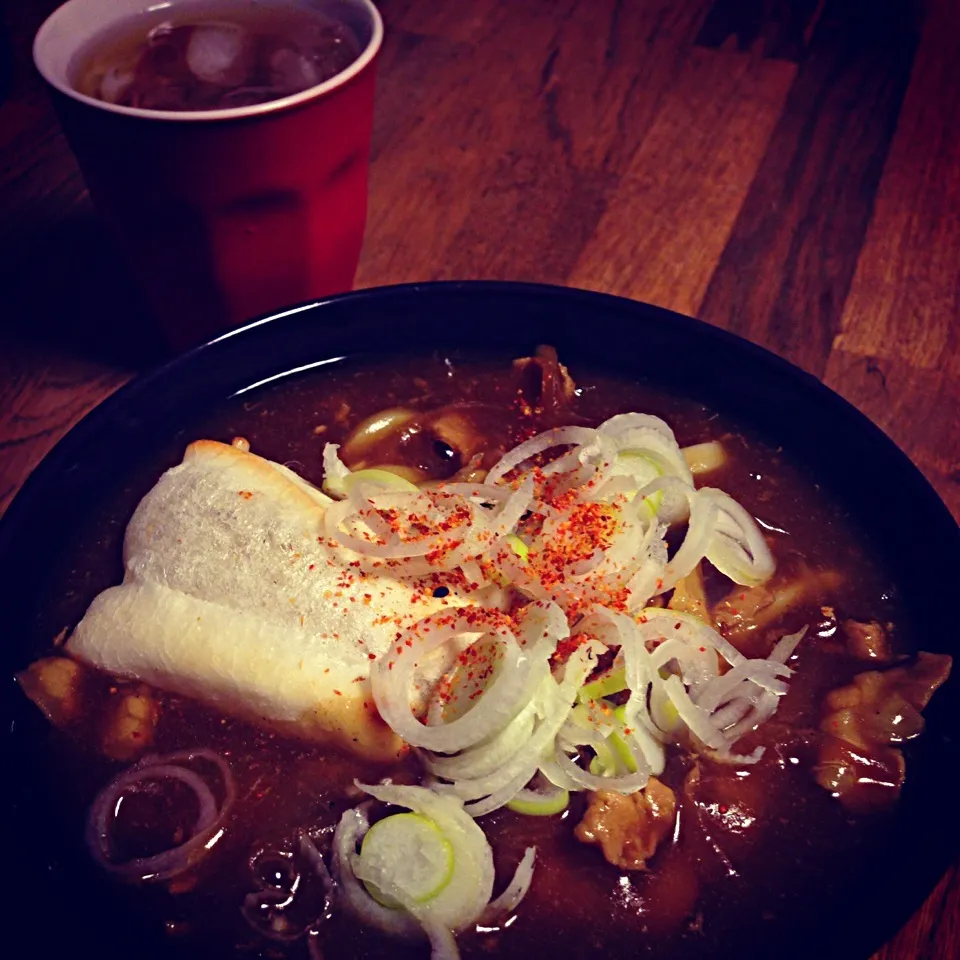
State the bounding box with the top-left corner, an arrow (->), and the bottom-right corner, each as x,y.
2,281 -> 958,959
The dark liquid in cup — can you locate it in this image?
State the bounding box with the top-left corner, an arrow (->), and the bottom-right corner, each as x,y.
72,1 -> 362,111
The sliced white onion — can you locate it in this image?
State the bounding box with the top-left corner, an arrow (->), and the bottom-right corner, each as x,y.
699,487 -> 776,586
322,443 -> 352,494
430,675 -> 574,807
599,413 -> 693,485
332,805 -> 423,940
421,701 -> 537,781
516,600 -> 570,658
320,408 -> 800,821
324,473 -> 533,579
624,725 -> 667,776
461,767 -> 542,818
459,560 -> 486,587
326,490 -> 481,562
599,413 -> 677,444
661,675 -> 727,750
485,426 -> 599,487
646,481 -> 718,592
506,778 -> 570,816
372,612 -> 546,754
353,782 -> 494,935
639,608 -> 747,667
694,659 -> 791,714
537,752 -> 583,791
478,846 -> 537,925
770,626 -> 807,663
551,736 -> 651,794
432,478 -> 536,548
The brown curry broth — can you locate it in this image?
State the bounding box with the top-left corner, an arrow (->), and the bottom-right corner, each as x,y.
34,354 -> 907,958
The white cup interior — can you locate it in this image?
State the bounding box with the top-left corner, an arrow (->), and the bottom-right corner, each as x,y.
33,0 -> 383,122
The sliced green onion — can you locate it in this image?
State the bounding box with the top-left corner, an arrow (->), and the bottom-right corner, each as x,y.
487,533 -> 529,588
585,711 -> 640,778
588,738 -> 619,777
636,487 -> 665,522
610,731 -> 639,773
506,784 -> 570,816
506,534 -> 529,562
360,812 -> 455,906
579,667 -> 627,702
324,467 -> 419,499
610,707 -> 639,774
614,450 -> 665,487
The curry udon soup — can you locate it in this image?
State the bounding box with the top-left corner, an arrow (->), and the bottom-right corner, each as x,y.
16,348 -> 952,960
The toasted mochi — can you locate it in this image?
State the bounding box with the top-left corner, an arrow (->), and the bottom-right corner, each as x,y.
67,440 -> 476,760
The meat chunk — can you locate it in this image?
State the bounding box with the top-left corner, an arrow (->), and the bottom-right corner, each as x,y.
574,779 -> 676,870
16,656 -> 84,728
815,651 -> 952,809
715,566 -> 842,644
841,619 -> 893,662
101,684 -> 159,761
822,651 -> 951,747
815,736 -> 904,809
680,761 -> 778,879
513,345 -> 577,416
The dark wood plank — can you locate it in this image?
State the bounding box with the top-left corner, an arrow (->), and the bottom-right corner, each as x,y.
832,0 -> 960,378
875,862 -> 960,960
567,45 -> 794,314
0,344 -> 129,514
697,0 -> 918,376
358,0 -> 716,287
822,0 -> 960,531
824,350 -> 960,519
695,0 -> 826,62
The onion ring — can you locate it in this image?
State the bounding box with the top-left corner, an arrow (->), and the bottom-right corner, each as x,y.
86,748 -> 235,882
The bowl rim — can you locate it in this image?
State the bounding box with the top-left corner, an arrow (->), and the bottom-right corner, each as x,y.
2,280 -> 953,542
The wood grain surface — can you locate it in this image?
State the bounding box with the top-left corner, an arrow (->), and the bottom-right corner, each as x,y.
0,0 -> 957,956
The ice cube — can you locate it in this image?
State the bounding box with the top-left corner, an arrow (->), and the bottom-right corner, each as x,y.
147,21 -> 174,46
99,67 -> 135,104
185,22 -> 251,86
268,46 -> 321,94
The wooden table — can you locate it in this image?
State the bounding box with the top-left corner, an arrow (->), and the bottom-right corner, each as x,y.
1,0 -> 957,956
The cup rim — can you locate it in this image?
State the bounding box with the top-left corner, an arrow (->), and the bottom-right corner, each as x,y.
33,0 -> 383,123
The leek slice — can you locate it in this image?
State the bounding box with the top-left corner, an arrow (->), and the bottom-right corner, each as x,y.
584,706 -> 640,777
360,812 -> 455,906
506,784 -> 570,816
579,667 -> 627,702
610,707 -> 639,773
489,533 -> 529,587
613,450 -> 664,488
506,534 -> 529,562
324,466 -> 419,499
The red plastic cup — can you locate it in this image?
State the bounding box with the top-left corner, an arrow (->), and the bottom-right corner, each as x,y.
34,0 -> 383,349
